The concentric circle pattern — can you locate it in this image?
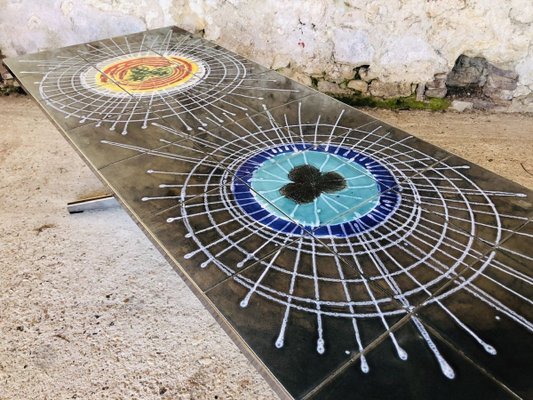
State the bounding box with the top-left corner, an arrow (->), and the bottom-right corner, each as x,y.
81,54 -> 205,96
109,106 -> 531,377
26,27 -> 531,384
37,31 -> 260,132
234,144 -> 399,236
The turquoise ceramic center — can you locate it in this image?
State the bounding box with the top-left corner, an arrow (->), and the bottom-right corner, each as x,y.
250,151 -> 380,227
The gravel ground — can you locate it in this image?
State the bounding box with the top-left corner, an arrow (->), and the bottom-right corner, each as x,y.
0,95 -> 532,400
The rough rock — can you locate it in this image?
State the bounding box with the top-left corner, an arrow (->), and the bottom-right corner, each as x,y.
317,80 -> 351,96
323,63 -> 356,83
483,86 -> 515,101
425,73 -> 447,98
447,55 -> 488,87
369,81 -> 412,98
425,88 -> 447,98
510,94 -> 533,112
509,2 -> 533,24
357,66 -> 376,82
1,67 -> 13,81
347,80 -> 368,93
485,65 -> 519,90
514,84 -> 531,98
483,65 -> 518,100
450,100 -> 474,112
291,72 -> 313,87
415,83 -> 425,101
277,68 -> 313,87
470,99 -> 499,111
0,60 -> 17,90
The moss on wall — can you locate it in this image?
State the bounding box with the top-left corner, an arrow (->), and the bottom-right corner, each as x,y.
335,94 -> 450,111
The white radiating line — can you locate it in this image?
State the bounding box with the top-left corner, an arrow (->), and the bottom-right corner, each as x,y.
412,317 -> 455,379
310,239 -> 325,354
324,109 -> 345,151
362,214 -> 498,356
339,225 -> 408,361
240,248 -> 283,308
497,246 -> 533,262
92,93 -> 532,381
327,232 -> 369,373
275,237 -> 303,349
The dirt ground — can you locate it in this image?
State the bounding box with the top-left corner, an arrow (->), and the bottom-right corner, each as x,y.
0,95 -> 532,400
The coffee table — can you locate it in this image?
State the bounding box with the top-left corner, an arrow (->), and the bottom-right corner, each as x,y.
4,26 -> 532,399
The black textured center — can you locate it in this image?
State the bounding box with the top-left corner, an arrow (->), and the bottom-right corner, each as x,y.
280,164 -> 347,204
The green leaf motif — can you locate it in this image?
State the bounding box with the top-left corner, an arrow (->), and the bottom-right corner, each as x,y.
128,66 -> 173,82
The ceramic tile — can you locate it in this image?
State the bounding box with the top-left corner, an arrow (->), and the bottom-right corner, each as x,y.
143,194 -> 302,292
23,46 -> 158,132
495,220 -> 533,273
6,26 -> 532,400
3,46 -> 88,100
414,248 -> 532,399
325,211 -> 496,305
80,26 -> 312,132
325,113 -> 451,182
143,27 -> 314,115
239,93 -> 381,147
66,47 -> 198,132
205,250 -> 409,399
52,119 -> 185,170
75,32 -> 156,62
128,157 -> 414,311
35,87 -> 150,133
187,99 -> 316,168
4,29 -> 160,102
394,155 -> 533,247
97,139 -> 220,220
199,95 -> 450,236
321,166 -> 526,313
166,99 -> 507,315
306,319 -> 518,400
192,96 -> 396,235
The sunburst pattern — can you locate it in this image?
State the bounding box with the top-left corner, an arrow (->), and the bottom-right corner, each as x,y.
15,29 -> 299,133
5,26 -> 532,399
103,103 -> 532,380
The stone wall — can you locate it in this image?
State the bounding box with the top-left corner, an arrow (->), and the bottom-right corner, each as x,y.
1,0 -> 532,111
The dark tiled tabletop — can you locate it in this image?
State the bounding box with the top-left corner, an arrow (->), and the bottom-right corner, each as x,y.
5,26 -> 532,400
